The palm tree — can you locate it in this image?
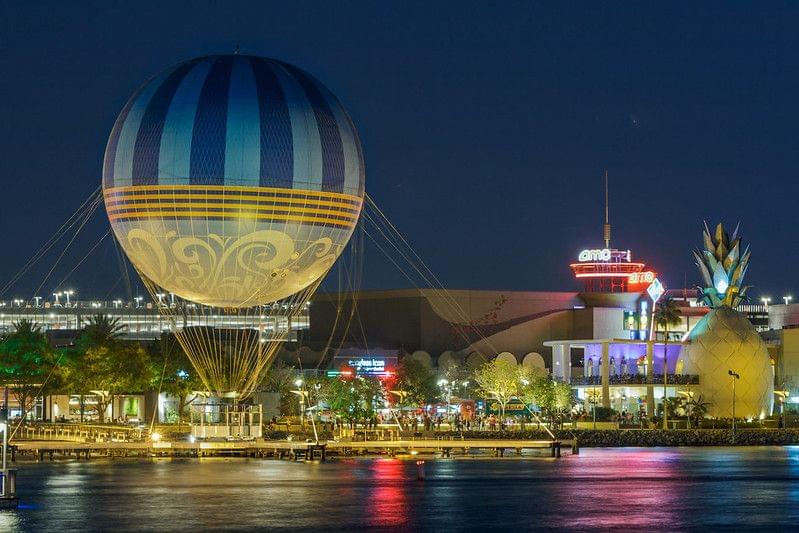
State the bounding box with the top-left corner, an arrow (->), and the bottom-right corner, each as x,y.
654,297 -> 682,430
82,314 -> 126,346
684,394 -> 711,428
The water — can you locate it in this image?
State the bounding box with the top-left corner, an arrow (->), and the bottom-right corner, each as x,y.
4,447 -> 799,531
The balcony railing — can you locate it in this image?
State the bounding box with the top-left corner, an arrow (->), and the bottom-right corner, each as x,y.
570,374 -> 700,386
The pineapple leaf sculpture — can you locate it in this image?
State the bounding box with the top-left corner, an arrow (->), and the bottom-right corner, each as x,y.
682,221 -> 772,419
693,221 -> 750,308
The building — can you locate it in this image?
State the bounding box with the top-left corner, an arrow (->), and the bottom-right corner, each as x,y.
0,297 -> 309,344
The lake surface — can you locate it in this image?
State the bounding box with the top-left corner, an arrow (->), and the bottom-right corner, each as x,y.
4,447 -> 799,531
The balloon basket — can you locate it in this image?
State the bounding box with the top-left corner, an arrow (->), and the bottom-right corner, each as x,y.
190,403 -> 263,440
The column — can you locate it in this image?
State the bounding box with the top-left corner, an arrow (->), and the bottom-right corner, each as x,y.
552,345 -> 564,380
601,342 -> 610,408
646,341 -> 655,417
562,343 -> 571,384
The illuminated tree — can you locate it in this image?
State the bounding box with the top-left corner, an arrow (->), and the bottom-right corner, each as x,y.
519,367 -> 573,427
67,318 -> 152,423
321,376 -> 384,425
474,358 -> 520,419
0,320 -> 60,422
394,357 -> 439,407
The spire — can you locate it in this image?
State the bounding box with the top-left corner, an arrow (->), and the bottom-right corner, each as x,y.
603,169 -> 611,248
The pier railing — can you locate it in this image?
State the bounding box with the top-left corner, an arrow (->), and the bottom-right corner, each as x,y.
11,422 -> 145,443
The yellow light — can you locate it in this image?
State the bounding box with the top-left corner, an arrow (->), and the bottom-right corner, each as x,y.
151,432 -> 161,442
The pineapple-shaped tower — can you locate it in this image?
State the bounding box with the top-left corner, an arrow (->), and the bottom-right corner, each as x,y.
681,223 -> 773,418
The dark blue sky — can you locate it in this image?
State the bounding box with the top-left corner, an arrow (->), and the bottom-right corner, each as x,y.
1,2 -> 798,301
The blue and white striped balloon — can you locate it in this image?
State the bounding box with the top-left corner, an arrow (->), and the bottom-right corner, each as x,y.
103,55 -> 365,307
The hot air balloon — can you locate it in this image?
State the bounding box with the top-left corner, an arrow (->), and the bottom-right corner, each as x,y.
102,54 -> 364,397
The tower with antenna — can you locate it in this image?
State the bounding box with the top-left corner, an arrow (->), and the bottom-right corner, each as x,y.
603,169 -> 611,248
569,171 -> 650,293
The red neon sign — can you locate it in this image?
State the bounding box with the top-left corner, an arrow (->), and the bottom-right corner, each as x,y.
628,271 -> 656,285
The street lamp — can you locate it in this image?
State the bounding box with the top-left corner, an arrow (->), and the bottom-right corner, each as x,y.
784,296 -> 793,306
775,390 -> 789,428
64,290 -> 74,307
761,297 -> 771,309
134,296 -> 143,308
291,378 -> 308,429
728,370 -> 740,432
53,292 -> 61,306
438,379 -> 451,421
388,390 -> 409,431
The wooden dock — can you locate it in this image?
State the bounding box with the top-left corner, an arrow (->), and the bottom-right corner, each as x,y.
9,438 -> 575,461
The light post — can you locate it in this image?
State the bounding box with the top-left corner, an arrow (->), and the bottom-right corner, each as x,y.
728,370 -> 740,432
784,296 -> 793,306
438,379 -> 451,425
290,378 -> 308,429
775,390 -> 789,428
53,292 -> 61,306
587,388 -> 599,430
64,290 -> 74,307
134,296 -> 143,308
389,390 -> 409,431
33,296 -> 41,307
761,297 -> 771,309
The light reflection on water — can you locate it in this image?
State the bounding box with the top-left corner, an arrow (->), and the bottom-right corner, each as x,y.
6,447 -> 799,531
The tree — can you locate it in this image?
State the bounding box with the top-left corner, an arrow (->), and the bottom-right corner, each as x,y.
394,357 -> 439,408
684,394 -> 711,428
67,343 -> 152,423
150,334 -> 204,423
519,367 -> 573,427
0,320 -> 61,422
654,297 -> 683,430
474,358 -> 520,419
82,314 -> 126,345
261,361 -> 300,416
67,317 -> 152,423
320,376 -> 385,425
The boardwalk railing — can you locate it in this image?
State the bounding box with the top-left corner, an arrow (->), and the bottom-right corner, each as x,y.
11,422 -> 145,443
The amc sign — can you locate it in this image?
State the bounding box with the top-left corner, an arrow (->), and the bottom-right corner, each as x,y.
578,248 -> 612,262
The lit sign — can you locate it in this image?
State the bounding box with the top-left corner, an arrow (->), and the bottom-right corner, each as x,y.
647,278 -> 664,303
347,358 -> 386,373
578,248 -> 611,262
578,248 -> 631,262
629,271 -> 656,284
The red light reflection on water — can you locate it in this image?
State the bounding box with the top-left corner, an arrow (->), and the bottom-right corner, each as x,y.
366,459 -> 410,528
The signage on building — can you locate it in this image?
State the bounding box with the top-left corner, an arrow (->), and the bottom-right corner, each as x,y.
330,354 -> 398,377
578,248 -> 632,262
647,278 -> 664,303
628,271 -> 656,285
484,398 -> 529,415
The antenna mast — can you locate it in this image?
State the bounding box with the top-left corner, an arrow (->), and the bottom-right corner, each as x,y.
603,170 -> 611,248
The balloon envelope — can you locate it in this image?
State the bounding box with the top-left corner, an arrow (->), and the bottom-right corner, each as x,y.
102,55 -> 365,307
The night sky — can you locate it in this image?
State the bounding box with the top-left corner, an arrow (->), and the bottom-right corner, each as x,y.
2,2 -> 798,301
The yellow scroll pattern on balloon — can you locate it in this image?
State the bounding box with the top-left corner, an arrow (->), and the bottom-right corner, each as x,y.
123,227 -> 341,307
